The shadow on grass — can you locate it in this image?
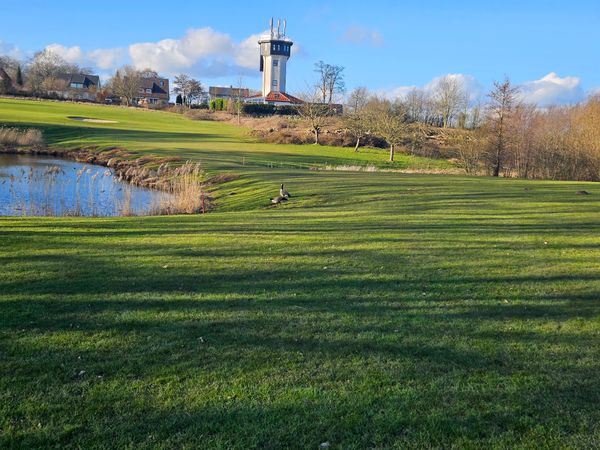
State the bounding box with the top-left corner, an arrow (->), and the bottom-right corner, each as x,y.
1,194 -> 599,448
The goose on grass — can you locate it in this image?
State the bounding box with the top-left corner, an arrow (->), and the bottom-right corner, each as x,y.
280,184 -> 291,198
270,195 -> 288,205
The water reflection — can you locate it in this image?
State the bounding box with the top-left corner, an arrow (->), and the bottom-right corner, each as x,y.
0,154 -> 171,216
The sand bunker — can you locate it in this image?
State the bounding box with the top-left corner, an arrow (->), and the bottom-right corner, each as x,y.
68,116 -> 118,124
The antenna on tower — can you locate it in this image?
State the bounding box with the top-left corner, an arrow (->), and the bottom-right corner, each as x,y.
283,19 -> 287,37
270,17 -> 274,37
277,19 -> 281,38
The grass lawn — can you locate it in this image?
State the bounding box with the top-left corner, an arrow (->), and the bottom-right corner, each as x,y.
1,98 -> 599,448
0,98 -> 452,175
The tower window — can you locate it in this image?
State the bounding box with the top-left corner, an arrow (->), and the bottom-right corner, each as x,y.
272,80 -> 278,87
273,60 -> 279,67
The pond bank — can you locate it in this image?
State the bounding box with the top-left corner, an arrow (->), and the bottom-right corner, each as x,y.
0,146 -> 210,215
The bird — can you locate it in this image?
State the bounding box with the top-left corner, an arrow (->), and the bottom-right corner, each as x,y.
280,183 -> 291,198
270,195 -> 288,205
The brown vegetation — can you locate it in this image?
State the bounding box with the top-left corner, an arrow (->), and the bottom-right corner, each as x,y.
0,127 -> 44,148
153,162 -> 206,214
452,95 -> 600,181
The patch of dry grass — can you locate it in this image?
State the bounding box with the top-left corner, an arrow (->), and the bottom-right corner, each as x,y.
314,164 -> 463,175
155,161 -> 206,214
0,127 -> 44,147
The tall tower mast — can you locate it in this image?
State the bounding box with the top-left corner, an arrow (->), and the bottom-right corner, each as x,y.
259,18 -> 293,97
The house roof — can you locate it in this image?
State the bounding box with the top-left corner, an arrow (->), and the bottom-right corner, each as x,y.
56,73 -> 100,87
209,86 -> 250,97
140,77 -> 168,95
0,67 -> 11,83
264,91 -> 303,104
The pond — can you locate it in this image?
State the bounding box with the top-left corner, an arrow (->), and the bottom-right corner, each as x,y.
0,154 -> 171,216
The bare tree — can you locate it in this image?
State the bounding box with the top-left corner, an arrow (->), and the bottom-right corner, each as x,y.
486,77 -> 520,176
187,79 -> 205,107
456,90 -> 471,129
509,104 -> 538,178
296,89 -> 332,145
0,55 -> 20,79
369,98 -> 410,162
432,75 -> 467,128
173,74 -> 191,107
344,87 -> 371,151
314,61 -> 345,104
173,74 -> 205,108
139,69 -> 159,79
229,76 -> 245,125
344,110 -> 370,152
41,77 -> 69,95
347,86 -> 369,112
450,129 -> 487,174
109,66 -> 142,106
404,88 -> 428,123
0,70 -> 12,94
26,49 -> 78,95
469,102 -> 483,129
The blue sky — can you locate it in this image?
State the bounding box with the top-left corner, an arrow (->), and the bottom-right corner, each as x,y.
1,0 -> 599,104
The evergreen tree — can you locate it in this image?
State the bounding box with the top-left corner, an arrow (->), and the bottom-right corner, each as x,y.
176,94 -> 183,105
15,65 -> 23,86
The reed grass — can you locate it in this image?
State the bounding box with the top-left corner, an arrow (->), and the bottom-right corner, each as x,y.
154,161 -> 205,215
0,127 -> 44,147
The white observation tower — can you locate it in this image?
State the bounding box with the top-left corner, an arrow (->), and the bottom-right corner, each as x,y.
259,18 -> 293,98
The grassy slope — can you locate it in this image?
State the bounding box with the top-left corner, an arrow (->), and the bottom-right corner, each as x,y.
0,98 -> 451,171
1,98 -> 600,448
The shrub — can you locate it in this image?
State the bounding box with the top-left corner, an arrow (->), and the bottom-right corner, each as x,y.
243,103 -> 276,116
209,98 -> 226,111
242,104 -> 299,117
264,131 -> 305,145
274,105 -> 298,116
184,109 -> 216,121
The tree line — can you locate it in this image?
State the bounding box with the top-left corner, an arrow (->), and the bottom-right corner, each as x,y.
455,80 -> 600,181
0,49 -> 207,108
0,50 -> 84,97
338,75 -> 600,181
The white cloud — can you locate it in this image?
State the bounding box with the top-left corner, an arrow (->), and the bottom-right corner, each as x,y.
427,74 -> 483,103
383,73 -> 586,107
45,43 -> 125,70
519,72 -> 583,106
0,40 -> 25,59
234,32 -> 265,69
129,27 -> 240,75
87,48 -> 126,70
341,25 -> 384,47
41,27 -> 271,79
382,73 -> 483,104
386,85 -> 418,99
45,43 -> 84,64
